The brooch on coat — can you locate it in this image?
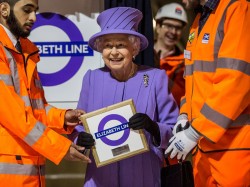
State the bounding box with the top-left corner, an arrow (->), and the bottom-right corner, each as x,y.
143,74 -> 149,87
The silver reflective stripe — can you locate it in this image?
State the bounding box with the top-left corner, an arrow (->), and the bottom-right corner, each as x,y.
24,121 -> 46,146
3,47 -> 33,108
218,58 -> 250,76
185,61 -> 216,75
194,60 -> 216,72
201,103 -> 233,129
22,95 -> 31,107
201,103 -> 249,128
35,79 -> 43,90
31,98 -> 44,109
0,163 -> 45,176
185,58 -> 249,76
45,105 -> 53,115
184,64 -> 192,76
0,74 -> 13,86
214,0 -> 237,60
185,60 -> 216,76
231,114 -> 250,127
3,47 -> 21,95
180,98 -> 186,108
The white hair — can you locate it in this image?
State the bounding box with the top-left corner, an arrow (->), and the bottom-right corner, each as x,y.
94,35 -> 141,55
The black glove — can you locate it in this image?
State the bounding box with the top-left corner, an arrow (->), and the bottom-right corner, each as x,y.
76,132 -> 95,149
172,113 -> 190,135
176,121 -> 190,133
128,113 -> 160,144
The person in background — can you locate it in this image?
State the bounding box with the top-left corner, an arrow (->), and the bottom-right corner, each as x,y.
154,2 -> 188,107
0,0 -> 94,186
68,7 -> 179,187
166,0 -> 250,186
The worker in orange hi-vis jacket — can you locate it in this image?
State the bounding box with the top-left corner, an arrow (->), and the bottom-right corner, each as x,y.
166,0 -> 250,186
0,0 -> 94,186
154,3 -> 188,108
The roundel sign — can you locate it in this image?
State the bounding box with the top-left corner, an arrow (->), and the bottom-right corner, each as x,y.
31,12 -> 94,86
95,114 -> 130,146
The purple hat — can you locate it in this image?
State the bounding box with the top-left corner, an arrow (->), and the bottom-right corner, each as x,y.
88,7 -> 148,52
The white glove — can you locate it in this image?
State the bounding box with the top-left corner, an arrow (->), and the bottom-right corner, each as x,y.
165,126 -> 200,160
172,113 -> 189,135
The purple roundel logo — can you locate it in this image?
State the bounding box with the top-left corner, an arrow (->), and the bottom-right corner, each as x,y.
98,114 -> 130,146
32,13 -> 93,86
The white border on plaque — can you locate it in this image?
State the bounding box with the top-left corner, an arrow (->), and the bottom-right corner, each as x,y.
80,99 -> 149,167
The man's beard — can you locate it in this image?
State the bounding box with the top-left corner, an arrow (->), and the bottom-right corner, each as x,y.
6,9 -> 31,38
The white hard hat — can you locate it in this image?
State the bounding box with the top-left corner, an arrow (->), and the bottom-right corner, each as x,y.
155,3 -> 188,24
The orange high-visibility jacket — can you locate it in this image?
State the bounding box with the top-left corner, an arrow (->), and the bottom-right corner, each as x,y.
160,53 -> 185,107
181,0 -> 250,152
0,26 -> 73,186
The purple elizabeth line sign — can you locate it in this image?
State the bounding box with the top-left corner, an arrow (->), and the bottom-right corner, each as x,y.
98,114 -> 130,146
32,13 -> 86,86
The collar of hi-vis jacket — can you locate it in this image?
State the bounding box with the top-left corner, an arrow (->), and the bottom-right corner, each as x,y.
160,53 -> 184,67
0,24 -> 17,48
0,25 -> 39,56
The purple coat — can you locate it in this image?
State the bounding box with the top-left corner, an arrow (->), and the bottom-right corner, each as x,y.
69,65 -> 178,187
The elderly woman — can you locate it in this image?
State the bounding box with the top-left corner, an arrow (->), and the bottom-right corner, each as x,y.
69,7 -> 179,187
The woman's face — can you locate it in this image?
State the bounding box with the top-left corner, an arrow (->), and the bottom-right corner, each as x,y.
101,34 -> 135,73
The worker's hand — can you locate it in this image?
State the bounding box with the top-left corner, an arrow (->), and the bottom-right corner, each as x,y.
76,132 -> 95,149
64,109 -> 85,127
128,113 -> 160,144
165,126 -> 199,160
63,143 -> 91,163
172,113 -> 189,135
